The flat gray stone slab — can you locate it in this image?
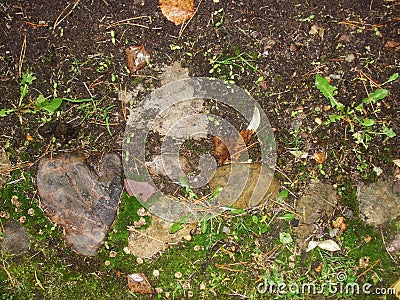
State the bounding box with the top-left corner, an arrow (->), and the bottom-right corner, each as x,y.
37,153 -> 123,256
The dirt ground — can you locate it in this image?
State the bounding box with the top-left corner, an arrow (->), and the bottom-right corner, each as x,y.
0,0 -> 399,299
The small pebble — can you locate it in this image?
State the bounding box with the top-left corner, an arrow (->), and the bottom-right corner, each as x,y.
136,257 -> 144,264
345,53 -> 355,62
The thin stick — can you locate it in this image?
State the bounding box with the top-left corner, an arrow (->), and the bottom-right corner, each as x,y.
1,259 -> 14,287
179,0 -> 203,38
127,227 -> 179,245
106,16 -> 151,29
356,259 -> 381,280
53,0 -> 81,32
18,34 -> 26,78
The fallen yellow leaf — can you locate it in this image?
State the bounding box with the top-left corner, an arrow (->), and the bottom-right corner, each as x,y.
159,0 -> 194,25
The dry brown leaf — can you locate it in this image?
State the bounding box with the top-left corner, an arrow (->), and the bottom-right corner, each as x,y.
127,273 -> 154,294
315,263 -> 323,273
212,129 -> 254,165
313,152 -> 326,164
317,239 -> 341,252
385,40 -> 400,52
309,24 -> 325,38
125,45 -> 150,75
159,0 -> 194,25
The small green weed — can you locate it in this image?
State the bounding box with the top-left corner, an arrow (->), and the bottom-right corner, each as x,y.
315,73 -> 397,148
205,47 -> 261,84
0,69 -> 92,122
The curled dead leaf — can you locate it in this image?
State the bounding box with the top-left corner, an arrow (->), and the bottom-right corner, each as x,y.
313,152 -> 325,164
212,129 -> 254,165
307,239 -> 341,252
315,263 -> 323,273
125,45 -> 150,75
159,0 -> 194,25
385,40 -> 400,52
127,273 -> 154,294
317,239 -> 341,252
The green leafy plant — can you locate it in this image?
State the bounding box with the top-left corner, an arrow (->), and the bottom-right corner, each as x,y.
0,69 -> 92,119
315,74 -> 344,110
316,73 -> 397,148
19,67 -> 37,107
205,47 -> 261,83
179,176 -> 199,201
169,215 -> 189,234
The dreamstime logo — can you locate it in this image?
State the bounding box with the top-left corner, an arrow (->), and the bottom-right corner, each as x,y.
256,272 -> 397,296
122,77 -> 276,222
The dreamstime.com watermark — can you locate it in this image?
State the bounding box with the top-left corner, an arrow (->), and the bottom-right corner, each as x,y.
256,272 -> 397,296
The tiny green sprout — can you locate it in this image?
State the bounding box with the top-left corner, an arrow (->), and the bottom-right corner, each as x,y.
170,44 -> 182,51
110,30 -> 116,44
170,216 -> 189,234
277,213 -> 296,221
374,27 -> 381,37
256,76 -> 265,83
277,190 -> 288,201
179,176 -> 198,200
212,8 -> 224,27
208,115 -> 220,126
298,14 -> 315,22
382,72 -> 398,85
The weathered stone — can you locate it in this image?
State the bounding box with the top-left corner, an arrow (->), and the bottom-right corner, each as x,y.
208,163 -> 280,209
294,182 -> 339,250
36,153 -> 123,256
358,181 -> 400,226
1,220 -> 30,255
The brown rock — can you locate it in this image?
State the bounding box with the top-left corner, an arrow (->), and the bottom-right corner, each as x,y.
208,163 -> 280,209
36,153 -> 123,256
